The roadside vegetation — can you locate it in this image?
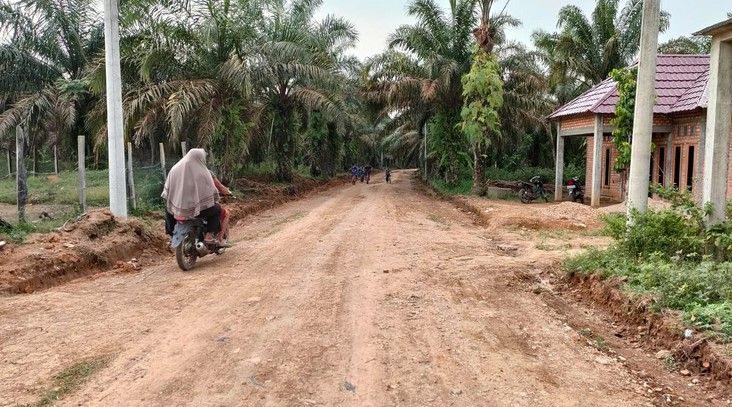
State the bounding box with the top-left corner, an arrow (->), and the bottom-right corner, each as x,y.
566,187 -> 732,341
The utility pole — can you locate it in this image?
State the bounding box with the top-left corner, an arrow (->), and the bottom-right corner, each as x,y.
626,0 -> 660,217
103,0 -> 128,218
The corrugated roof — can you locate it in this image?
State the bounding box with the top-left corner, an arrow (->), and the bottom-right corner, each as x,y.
549,54 -> 711,120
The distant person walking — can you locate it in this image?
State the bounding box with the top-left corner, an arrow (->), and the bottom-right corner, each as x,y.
364,165 -> 373,184
385,168 -> 392,184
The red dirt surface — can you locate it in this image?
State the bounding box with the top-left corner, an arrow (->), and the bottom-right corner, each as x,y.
1,170 -> 730,406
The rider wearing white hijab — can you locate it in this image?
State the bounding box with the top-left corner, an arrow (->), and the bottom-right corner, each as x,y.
162,148 -> 220,219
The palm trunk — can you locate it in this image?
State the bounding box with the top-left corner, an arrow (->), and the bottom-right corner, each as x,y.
273,108 -> 295,182
472,145 -> 487,196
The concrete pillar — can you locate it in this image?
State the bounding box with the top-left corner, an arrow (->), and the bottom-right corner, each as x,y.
103,0 -> 128,218
702,38 -> 732,225
695,118 -> 706,203
626,0 -> 660,216
664,133 -> 673,186
554,130 -> 564,202
591,114 -> 604,208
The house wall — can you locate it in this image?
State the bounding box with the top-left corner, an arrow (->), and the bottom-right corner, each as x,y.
570,112 -> 706,203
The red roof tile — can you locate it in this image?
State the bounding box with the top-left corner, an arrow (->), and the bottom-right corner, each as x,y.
549,54 -> 710,119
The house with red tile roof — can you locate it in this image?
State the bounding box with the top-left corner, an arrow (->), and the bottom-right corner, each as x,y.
549,54 -> 717,206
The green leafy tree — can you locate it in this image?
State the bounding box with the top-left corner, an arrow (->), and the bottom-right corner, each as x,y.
609,66 -> 636,199
366,0 -> 520,182
460,51 -> 504,195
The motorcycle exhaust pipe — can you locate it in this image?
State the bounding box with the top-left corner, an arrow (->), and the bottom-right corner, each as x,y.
195,242 -> 208,255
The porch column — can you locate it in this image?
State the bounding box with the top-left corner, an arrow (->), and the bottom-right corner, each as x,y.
664,133 -> 673,186
695,117 -> 706,203
591,114 -> 604,208
554,123 -> 564,202
702,37 -> 732,225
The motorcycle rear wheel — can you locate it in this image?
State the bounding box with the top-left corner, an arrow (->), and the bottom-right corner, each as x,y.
176,233 -> 198,271
519,188 -> 531,204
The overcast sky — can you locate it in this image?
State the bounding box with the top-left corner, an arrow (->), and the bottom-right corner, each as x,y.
317,0 -> 730,60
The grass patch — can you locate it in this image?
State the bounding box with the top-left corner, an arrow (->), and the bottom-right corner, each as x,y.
0,168 -> 166,207
429,177 -> 472,195
34,356 -> 110,406
0,213 -> 79,243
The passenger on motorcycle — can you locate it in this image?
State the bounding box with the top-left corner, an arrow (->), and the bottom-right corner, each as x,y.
162,149 -> 225,243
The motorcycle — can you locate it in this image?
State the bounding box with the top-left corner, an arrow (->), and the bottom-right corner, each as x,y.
519,176 -> 549,204
567,176 -> 584,203
171,218 -> 228,271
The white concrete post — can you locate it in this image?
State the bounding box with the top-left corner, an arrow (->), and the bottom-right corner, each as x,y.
53,145 -> 58,174
103,0 -> 128,218
554,131 -> 564,202
78,136 -> 87,213
6,149 -> 10,176
181,141 -> 187,156
159,142 -> 167,177
626,0 -> 660,216
591,115 -> 604,208
16,126 -> 27,223
127,142 -> 137,210
702,38 -> 732,225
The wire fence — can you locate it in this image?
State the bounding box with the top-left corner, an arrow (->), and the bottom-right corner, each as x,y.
0,141 -> 189,224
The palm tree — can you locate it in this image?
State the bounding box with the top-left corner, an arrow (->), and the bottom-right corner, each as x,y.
115,0 -> 357,182
368,0 -> 521,183
533,0 -> 670,103
240,0 -> 357,181
0,0 -> 103,152
659,36 -> 711,54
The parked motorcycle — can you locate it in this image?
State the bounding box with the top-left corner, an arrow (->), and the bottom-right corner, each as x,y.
171,218 -> 228,271
519,176 -> 549,204
567,176 -> 584,203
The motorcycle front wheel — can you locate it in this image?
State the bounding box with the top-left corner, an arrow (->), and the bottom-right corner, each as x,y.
519,188 -> 531,204
176,232 -> 198,271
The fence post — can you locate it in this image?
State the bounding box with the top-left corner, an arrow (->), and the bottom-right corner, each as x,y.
6,149 -> 10,176
78,136 -> 87,213
159,142 -> 166,177
127,142 -> 137,210
53,145 -> 59,174
16,126 -> 27,223
181,141 -> 187,156
31,146 -> 36,175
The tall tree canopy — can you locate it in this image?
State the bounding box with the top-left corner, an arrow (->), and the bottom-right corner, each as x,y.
533,0 -> 670,104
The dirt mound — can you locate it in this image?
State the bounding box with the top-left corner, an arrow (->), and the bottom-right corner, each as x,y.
563,272 -> 732,386
228,175 -> 347,223
536,202 -> 601,225
0,210 -> 167,294
599,198 -> 670,214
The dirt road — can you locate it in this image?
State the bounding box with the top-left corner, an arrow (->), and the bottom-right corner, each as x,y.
0,170 -> 718,406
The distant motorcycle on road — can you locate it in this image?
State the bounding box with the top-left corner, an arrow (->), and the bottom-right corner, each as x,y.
519,176 -> 549,204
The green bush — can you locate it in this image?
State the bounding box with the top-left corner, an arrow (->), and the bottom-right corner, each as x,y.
623,209 -> 704,258
566,187 -> 732,341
